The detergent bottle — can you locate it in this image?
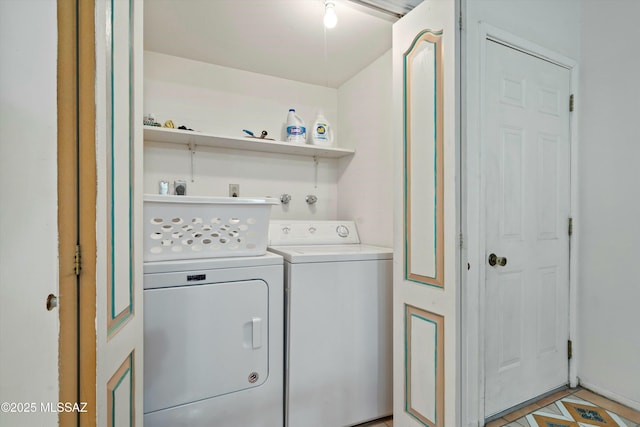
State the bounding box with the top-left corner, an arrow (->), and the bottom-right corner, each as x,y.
286,109 -> 306,143
310,111 -> 334,146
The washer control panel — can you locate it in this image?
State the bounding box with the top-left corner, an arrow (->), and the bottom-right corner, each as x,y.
268,220 -> 360,245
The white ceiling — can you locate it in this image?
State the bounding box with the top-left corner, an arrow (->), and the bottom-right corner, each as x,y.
144,0 -> 418,88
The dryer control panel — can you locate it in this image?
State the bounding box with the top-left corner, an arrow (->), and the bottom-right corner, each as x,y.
268,220 -> 360,246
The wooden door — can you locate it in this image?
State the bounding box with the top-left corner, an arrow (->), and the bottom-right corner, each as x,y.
392,1 -> 459,426
96,0 -> 145,425
483,40 -> 571,417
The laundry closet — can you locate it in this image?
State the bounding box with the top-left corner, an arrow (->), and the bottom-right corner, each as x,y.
142,2 -> 396,426
141,1 -> 640,426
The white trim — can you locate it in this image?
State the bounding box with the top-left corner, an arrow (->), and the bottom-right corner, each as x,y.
567,65 -> 580,391
457,2 -> 468,426
484,27 -> 577,70
463,22 -> 580,425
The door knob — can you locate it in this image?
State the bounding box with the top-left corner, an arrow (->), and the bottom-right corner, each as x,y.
46,293 -> 58,311
488,253 -> 507,267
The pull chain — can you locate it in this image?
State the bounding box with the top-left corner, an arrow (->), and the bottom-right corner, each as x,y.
313,155 -> 319,189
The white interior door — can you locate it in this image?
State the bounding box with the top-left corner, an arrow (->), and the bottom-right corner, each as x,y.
483,40 -> 571,417
392,1 -> 458,426
96,0 -> 144,425
0,2 -> 59,425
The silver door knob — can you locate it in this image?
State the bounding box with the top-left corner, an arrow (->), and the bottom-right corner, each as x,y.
488,253 -> 507,267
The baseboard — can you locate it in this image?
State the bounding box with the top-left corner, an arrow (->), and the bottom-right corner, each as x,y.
580,380 -> 640,412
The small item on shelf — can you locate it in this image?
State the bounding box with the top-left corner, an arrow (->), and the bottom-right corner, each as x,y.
178,125 -> 194,131
243,129 -> 275,141
286,108 -> 306,143
163,120 -> 175,128
174,180 -> 187,195
310,111 -> 334,146
143,113 -> 161,127
159,180 -> 169,195
259,130 -> 272,139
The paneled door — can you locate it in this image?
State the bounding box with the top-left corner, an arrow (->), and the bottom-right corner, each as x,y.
484,40 -> 571,417
392,1 -> 458,426
95,0 -> 144,425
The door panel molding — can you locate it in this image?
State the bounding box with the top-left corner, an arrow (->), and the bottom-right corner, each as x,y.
107,352 -> 135,427
405,305 -> 445,427
105,0 -> 134,336
404,29 -> 445,289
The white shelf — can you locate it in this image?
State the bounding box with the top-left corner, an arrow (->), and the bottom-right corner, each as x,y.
143,126 -> 355,159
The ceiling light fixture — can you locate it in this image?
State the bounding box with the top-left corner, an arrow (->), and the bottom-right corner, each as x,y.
324,1 -> 338,29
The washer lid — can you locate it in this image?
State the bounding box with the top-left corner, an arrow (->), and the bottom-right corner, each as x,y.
143,251 -> 283,274
268,244 -> 392,263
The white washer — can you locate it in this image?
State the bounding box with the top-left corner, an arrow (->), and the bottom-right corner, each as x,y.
143,253 -> 284,427
268,220 -> 393,427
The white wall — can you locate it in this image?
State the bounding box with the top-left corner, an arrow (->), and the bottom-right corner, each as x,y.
463,1 -> 581,424
337,51 -> 393,247
0,1 -> 59,424
577,0 -> 640,410
144,51 -> 340,219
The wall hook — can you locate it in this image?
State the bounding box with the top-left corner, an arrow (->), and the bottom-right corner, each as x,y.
280,194 -> 292,204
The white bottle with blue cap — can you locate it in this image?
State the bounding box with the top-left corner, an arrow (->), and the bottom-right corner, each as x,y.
286,109 -> 306,143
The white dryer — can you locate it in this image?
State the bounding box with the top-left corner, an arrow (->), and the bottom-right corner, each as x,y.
268,220 -> 393,427
143,253 -> 284,427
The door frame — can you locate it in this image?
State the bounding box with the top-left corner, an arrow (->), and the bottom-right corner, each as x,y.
463,23 -> 580,425
58,0 -> 97,425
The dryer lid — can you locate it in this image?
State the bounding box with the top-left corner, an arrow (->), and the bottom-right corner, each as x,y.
143,251 -> 283,275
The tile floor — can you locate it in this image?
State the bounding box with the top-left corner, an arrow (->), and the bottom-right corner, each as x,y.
357,388 -> 640,427
356,416 -> 393,427
485,388 -> 640,427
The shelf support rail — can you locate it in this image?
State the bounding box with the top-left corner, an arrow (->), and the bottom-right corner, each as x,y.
188,141 -> 196,182
313,155 -> 319,189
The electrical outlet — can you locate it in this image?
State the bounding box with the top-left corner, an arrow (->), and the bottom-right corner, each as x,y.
174,180 -> 187,196
229,184 -> 240,197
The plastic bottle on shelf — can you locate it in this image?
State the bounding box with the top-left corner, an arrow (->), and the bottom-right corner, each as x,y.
286,109 -> 306,143
310,111 -> 334,146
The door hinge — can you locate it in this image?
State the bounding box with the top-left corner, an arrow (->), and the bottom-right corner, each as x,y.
458,11 -> 463,31
74,244 -> 82,276
567,339 -> 573,360
568,217 -> 573,237
458,232 -> 464,248
569,94 -> 574,112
